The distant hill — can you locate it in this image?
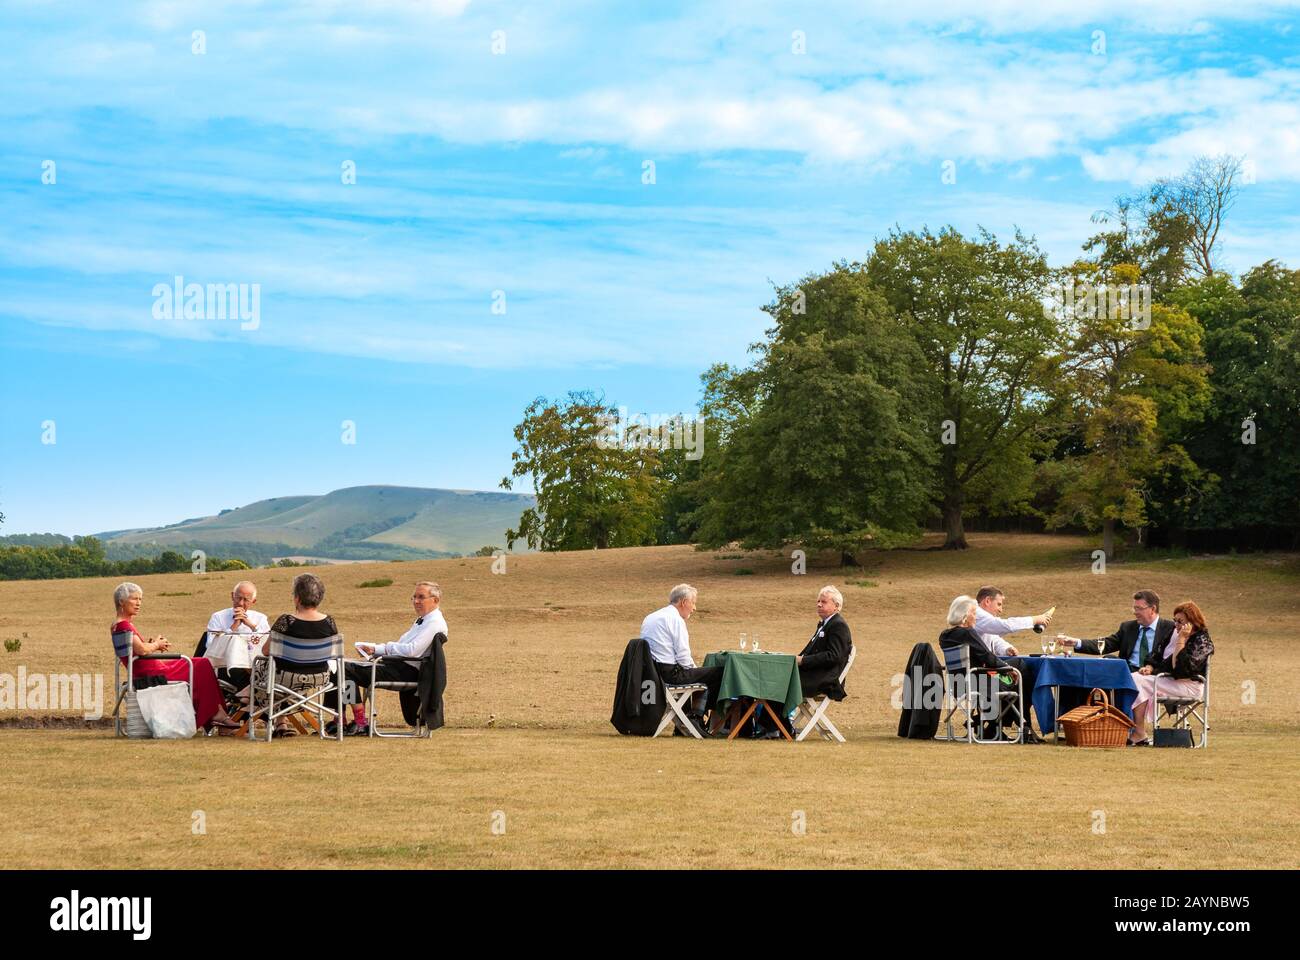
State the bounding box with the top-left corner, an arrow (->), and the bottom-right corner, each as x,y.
99,485 -> 534,562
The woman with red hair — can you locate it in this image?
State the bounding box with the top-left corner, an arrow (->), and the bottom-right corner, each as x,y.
1128,600 -> 1213,745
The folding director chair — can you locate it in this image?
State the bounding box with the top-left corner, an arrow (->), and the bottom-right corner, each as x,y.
935,645 -> 1024,744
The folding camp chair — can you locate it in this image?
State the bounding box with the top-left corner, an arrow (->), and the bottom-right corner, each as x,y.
935,645 -> 1023,744
201,629 -> 268,730
246,631 -> 345,741
112,628 -> 194,738
1152,660 -> 1211,748
361,632 -> 445,738
653,681 -> 709,739
793,644 -> 856,742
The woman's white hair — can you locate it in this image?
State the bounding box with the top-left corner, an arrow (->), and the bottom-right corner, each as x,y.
113,582 -> 142,608
818,585 -> 843,610
947,595 -> 977,627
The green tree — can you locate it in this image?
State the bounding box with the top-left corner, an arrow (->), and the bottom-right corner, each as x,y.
1164,262 -> 1300,541
864,227 -> 1060,548
500,391 -> 666,550
1048,263 -> 1212,556
691,265 -> 936,561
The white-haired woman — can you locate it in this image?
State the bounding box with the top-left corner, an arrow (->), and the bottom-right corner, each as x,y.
111,582 -> 240,732
940,595 -> 1030,740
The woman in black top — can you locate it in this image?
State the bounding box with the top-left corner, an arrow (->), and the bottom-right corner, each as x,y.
257,572 -> 340,737
1129,600 -> 1213,745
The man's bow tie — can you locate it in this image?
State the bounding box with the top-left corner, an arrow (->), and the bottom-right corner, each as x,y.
416,617 -> 424,625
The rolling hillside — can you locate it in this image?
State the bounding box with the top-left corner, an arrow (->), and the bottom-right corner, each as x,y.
101,485 -> 534,561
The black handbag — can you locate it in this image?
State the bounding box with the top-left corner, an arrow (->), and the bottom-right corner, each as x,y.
1154,727 -> 1194,748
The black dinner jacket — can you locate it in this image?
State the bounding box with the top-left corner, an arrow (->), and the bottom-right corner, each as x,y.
1074,617 -> 1175,669
799,613 -> 852,700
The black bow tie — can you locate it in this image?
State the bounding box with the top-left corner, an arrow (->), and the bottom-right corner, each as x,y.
416,617 -> 424,625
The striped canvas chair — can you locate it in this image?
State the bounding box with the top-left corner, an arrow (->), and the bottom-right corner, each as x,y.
111,628 -> 194,738
246,631 -> 345,742
935,644 -> 1024,744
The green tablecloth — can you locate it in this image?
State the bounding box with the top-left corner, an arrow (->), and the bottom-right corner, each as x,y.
702,651 -> 802,715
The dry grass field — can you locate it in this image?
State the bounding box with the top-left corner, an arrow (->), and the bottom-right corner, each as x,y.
1,533 -> 1297,869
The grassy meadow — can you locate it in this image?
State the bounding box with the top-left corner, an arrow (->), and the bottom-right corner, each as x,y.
0,533 -> 1296,869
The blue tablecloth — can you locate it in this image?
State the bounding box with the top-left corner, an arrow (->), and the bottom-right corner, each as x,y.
1031,656 -> 1138,735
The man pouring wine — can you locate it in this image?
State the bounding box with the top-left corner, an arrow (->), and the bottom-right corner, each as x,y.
971,586 -> 1055,742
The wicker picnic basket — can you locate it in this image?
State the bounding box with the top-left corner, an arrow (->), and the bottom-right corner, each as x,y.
1058,688 -> 1133,748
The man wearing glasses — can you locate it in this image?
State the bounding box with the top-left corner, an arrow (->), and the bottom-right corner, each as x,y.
328,580 -> 448,736
1059,589 -> 1174,670
204,580 -> 271,692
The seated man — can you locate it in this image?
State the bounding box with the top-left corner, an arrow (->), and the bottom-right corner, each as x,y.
641,583 -> 723,735
205,580 -> 271,693
973,585 -> 1053,656
755,585 -> 853,738
329,580 -> 448,736
1059,590 -> 1174,670
797,585 -> 852,699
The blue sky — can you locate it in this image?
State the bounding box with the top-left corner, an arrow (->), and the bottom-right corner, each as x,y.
3,0 -> 1300,535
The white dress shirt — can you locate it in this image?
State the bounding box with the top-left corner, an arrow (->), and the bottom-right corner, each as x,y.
205,607 -> 271,669
974,606 -> 1035,657
376,607 -> 448,660
641,604 -> 694,667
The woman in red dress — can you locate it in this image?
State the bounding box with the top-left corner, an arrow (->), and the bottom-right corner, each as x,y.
113,582 -> 240,733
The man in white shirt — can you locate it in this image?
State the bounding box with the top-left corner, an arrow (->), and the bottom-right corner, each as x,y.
974,586 -> 1053,657
973,585 -> 1053,741
641,583 -> 722,733
205,581 -> 271,689
330,580 -> 448,736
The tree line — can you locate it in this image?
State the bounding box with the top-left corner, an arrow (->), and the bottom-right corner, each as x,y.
501,155 -> 1300,558
0,536 -> 251,581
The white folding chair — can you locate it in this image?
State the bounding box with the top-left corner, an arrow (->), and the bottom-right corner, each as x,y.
112,628 -> 193,738
794,644 -> 856,742
934,645 -> 1023,744
1152,661 -> 1211,749
653,682 -> 709,739
247,631 -> 345,741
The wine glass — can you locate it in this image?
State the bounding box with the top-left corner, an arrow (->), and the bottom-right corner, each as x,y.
1040,635 -> 1049,654
739,633 -> 748,651
1047,637 -> 1057,655
752,634 -> 762,653
1096,638 -> 1106,657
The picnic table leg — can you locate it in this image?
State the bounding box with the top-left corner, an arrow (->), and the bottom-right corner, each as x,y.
761,700 -> 793,741
727,699 -> 760,741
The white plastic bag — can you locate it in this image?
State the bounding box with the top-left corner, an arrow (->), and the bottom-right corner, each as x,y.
135,682 -> 198,739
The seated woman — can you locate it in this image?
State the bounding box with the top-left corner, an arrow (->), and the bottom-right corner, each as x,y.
112,582 -> 240,734
939,595 -> 1027,739
1128,600 -> 1213,746
257,572 -> 340,738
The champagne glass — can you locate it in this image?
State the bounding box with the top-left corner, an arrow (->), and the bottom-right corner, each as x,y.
739,633 -> 748,651
1040,635 -> 1048,654
1047,637 -> 1057,655
1096,638 -> 1106,657
752,634 -> 761,653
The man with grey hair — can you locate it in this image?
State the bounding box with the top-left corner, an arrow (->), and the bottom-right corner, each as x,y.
755,585 -> 854,738
640,583 -> 722,734
796,585 -> 853,699
205,580 -> 271,690
330,581 -> 448,736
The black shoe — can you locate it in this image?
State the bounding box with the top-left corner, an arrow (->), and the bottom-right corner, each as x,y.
326,720 -> 365,737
